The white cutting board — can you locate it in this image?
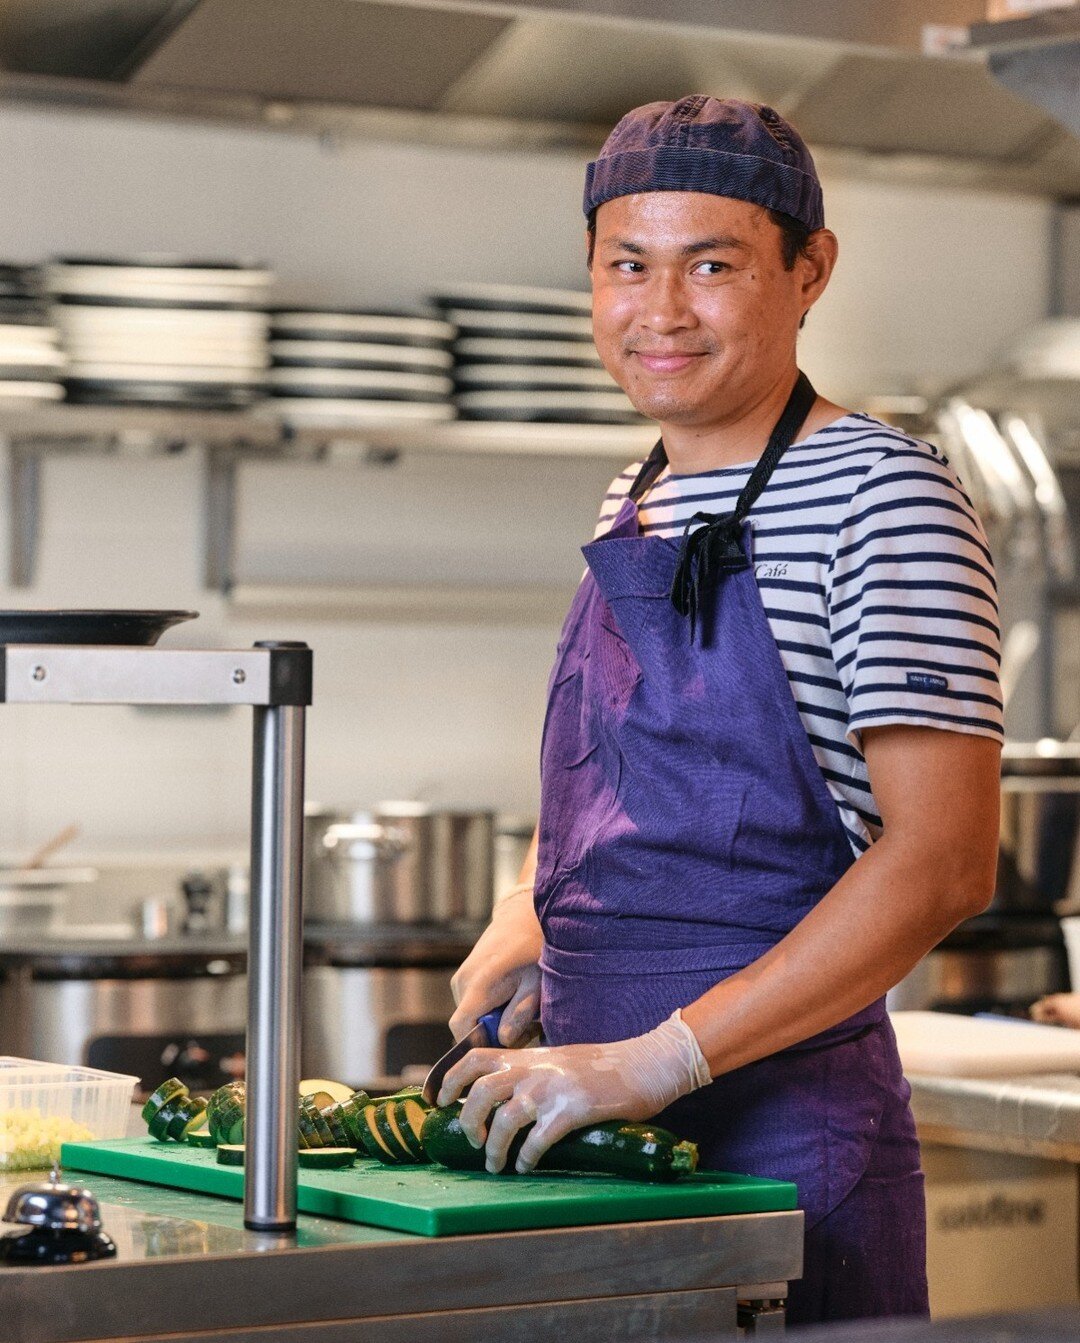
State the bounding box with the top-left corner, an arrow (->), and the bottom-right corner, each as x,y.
891,1010 -> 1080,1077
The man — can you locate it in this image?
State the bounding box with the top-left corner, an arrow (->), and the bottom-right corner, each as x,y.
442,97 -> 1002,1325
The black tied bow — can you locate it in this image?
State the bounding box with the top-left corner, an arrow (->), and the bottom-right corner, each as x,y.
671,510 -> 748,642
626,371 -> 818,642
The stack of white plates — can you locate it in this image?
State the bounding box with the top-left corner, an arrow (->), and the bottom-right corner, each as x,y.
265,309 -> 456,425
0,265 -> 65,403
432,283 -> 641,424
46,257 -> 272,408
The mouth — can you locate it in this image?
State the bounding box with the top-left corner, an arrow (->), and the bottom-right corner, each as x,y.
630,351 -> 709,375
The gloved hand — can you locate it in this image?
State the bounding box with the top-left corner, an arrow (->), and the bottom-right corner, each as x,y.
437,1010 -> 712,1174
449,883 -> 543,1046
1031,993 -> 1080,1029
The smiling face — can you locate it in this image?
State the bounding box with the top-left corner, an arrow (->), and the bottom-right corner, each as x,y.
590,191 -> 835,431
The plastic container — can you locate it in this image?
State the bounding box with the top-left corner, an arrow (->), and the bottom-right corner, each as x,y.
0,1056 -> 138,1171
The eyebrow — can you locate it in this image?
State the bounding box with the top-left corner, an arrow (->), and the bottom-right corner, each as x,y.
603,234 -> 751,257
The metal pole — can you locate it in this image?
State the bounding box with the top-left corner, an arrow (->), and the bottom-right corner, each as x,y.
245,701 -> 305,1230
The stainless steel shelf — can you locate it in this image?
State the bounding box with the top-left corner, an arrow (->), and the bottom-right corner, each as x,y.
0,403 -> 654,592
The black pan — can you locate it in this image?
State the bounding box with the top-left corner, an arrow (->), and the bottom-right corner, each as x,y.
0,610 -> 197,646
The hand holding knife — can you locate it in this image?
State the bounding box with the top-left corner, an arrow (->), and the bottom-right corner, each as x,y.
422,1003 -> 542,1106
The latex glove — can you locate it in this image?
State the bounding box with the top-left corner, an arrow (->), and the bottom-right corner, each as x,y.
449,884 -> 543,1046
437,1010 -> 712,1174
1031,993 -> 1080,1029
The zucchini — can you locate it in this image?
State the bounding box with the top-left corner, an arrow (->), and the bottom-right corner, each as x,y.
148,1096 -> 189,1142
142,1077 -> 187,1125
358,1103 -> 403,1164
167,1096 -> 208,1141
321,1104 -> 352,1149
301,1097 -> 335,1149
373,1100 -> 416,1163
299,1078 -> 354,1108
206,1082 -> 245,1145
216,1144 -> 246,1166
297,1106 -> 321,1150
399,1098 -> 431,1152
338,1099 -> 367,1150
420,1105 -> 699,1182
298,1147 -> 356,1170
185,1127 -> 216,1149
391,1100 -> 430,1163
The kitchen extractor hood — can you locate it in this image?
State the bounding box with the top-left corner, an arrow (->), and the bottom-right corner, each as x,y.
1,0 -> 1079,195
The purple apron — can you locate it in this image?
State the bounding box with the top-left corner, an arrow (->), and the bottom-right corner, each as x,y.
534,376 -> 928,1325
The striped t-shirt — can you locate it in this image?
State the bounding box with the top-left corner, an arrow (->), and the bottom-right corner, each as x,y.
594,411 -> 1003,857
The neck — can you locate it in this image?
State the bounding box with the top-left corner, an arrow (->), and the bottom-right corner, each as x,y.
658,366 -> 842,474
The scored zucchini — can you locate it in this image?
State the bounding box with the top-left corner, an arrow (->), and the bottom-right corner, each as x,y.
420,1104 -> 699,1181
321,1104 -> 352,1149
141,1077 -> 187,1125
390,1101 -> 430,1163
206,1082 -> 245,1146
358,1103 -> 403,1164
298,1147 -> 357,1170
301,1098 -> 335,1149
216,1145 -> 246,1166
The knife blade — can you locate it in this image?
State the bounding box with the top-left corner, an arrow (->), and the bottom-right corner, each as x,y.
422,1004 -> 540,1106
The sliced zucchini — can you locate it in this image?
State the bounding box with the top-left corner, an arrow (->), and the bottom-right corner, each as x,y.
216,1144 -> 246,1166
399,1098 -> 432,1154
321,1104 -> 352,1149
358,1103 -> 402,1164
390,1101 -> 429,1163
206,1082 -> 245,1145
142,1077 -> 187,1125
185,1127 -> 216,1149
339,1098 -> 369,1149
299,1078 -> 354,1108
373,1100 -> 418,1163
168,1096 -> 208,1141
298,1147 -> 357,1170
148,1096 -> 189,1142
297,1108 -> 322,1149
302,1098 -> 336,1150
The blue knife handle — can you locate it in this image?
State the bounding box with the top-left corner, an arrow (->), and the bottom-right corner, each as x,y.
477,1005 -> 507,1046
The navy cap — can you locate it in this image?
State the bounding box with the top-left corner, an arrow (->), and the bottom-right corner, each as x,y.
584,95 -> 824,231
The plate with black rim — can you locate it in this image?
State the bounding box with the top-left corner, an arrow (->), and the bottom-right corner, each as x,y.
0,610 -> 198,646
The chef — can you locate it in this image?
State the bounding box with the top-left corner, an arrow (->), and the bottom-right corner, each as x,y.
441,97 -> 1003,1325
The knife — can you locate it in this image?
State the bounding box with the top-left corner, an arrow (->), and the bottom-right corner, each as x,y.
422,1004 -> 541,1106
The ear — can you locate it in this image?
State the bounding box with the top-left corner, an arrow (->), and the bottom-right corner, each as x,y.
798,229 -> 838,312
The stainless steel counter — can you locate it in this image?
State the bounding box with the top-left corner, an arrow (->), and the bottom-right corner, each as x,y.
1,1170 -> 803,1342
909,1073 -> 1080,1162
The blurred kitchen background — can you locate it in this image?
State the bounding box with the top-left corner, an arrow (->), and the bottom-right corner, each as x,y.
0,0 -> 1079,1147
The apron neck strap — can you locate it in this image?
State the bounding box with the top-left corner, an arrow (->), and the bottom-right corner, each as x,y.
663,371 -> 819,639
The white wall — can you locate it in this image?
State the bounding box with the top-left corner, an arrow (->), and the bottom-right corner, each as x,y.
0,104 -> 1053,857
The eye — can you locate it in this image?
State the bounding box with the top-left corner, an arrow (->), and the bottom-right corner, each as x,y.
612,259 -> 645,274
693,261 -> 730,276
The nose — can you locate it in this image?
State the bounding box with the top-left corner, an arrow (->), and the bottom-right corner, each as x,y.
639,271 -> 696,334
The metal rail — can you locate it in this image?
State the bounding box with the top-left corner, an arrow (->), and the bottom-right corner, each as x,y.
0,637 -> 313,1232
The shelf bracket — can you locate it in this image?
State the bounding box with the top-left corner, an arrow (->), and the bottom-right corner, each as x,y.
203,445 -> 239,595
6,439 -> 41,590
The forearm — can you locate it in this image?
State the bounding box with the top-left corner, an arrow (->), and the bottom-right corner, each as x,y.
682,828 -> 992,1077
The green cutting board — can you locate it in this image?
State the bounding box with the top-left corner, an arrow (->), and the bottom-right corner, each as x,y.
62,1137 -> 796,1238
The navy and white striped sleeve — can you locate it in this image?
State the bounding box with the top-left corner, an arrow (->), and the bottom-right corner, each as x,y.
827,444 -> 1004,749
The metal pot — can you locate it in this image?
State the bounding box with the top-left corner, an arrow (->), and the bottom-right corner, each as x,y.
0,868 -> 97,937
303,802 -> 494,926
998,741 -> 1080,913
